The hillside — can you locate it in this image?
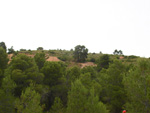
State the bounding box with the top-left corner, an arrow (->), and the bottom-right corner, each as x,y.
8,49 -> 141,68
1,46 -> 150,113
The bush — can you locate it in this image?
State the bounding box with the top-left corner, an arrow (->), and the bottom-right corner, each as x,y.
90,58 -> 96,62
49,50 -> 55,55
58,56 -> 67,61
20,49 -> 26,51
128,55 -> 138,59
37,47 -> 43,51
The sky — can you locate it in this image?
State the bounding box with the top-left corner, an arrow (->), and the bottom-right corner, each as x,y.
0,0 -> 150,57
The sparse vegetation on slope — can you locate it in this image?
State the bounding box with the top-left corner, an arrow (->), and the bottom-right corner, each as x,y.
0,42 -> 146,113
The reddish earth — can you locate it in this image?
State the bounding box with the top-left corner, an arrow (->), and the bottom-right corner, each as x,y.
8,53 -> 61,63
79,62 -> 97,68
18,53 -> 61,62
120,56 -> 124,59
8,54 -> 13,64
8,53 -> 95,68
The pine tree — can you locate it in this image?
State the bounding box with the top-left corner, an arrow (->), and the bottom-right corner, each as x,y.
34,52 -> 46,70
0,47 -> 9,86
123,59 -> 150,113
86,87 -> 109,113
0,73 -> 16,113
99,60 -> 126,113
67,79 -> 108,113
49,97 -> 64,113
67,79 -> 87,113
15,84 -> 43,113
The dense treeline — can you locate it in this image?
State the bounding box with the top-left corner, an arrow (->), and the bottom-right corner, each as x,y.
0,42 -> 150,113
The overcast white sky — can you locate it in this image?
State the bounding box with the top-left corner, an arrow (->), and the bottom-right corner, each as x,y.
0,0 -> 150,57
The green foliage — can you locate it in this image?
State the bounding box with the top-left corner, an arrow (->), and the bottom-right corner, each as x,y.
67,79 -> 108,113
123,59 -> 150,113
49,50 -> 56,55
113,49 -> 123,55
0,89 -> 16,113
80,73 -> 92,89
99,60 -> 127,113
80,73 -> 102,96
67,79 -> 88,113
86,88 -> 109,113
47,80 -> 68,112
2,73 -> 16,93
0,47 -> 9,86
0,69 -> 3,86
34,52 -> 46,70
128,55 -> 138,59
41,61 -> 66,87
0,44 -> 149,113
49,97 -> 64,113
90,57 -> 96,62
65,66 -> 80,84
81,66 -> 97,79
0,73 -> 16,113
41,61 -> 67,111
97,54 -> 111,72
37,47 -> 44,51
20,49 -> 26,51
73,45 -> 88,62
0,42 -> 7,52
9,54 -> 44,96
0,47 -> 8,70
15,84 -> 43,113
8,46 -> 15,54
58,53 -> 72,61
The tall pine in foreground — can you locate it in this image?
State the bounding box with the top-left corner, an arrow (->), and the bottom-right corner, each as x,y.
123,59 -> 150,113
67,79 -> 108,113
0,74 -> 16,113
49,97 -> 64,113
99,60 -> 127,113
15,84 -> 43,113
0,47 -> 9,86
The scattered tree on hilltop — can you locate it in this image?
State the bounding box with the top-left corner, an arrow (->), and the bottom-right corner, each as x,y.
113,49 -> 123,55
73,45 -> 88,62
8,46 -> 15,54
37,47 -> 44,51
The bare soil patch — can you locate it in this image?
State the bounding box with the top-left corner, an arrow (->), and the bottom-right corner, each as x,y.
8,54 -> 13,64
46,56 -> 61,62
79,62 -> 97,68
